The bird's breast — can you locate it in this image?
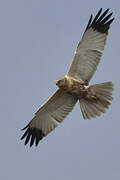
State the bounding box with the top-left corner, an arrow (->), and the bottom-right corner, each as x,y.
61,78 -> 88,98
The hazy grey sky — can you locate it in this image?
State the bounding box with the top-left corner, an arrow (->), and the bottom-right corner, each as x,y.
1,0 -> 120,179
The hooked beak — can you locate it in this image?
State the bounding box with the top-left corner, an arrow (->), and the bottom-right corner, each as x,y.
56,80 -> 58,85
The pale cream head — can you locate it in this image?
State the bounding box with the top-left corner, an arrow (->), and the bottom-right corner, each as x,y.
56,77 -> 66,88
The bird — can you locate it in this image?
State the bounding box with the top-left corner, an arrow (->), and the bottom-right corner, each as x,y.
21,8 -> 114,147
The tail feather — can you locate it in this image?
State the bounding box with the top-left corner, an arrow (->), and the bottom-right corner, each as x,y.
79,82 -> 114,120
80,99 -> 100,119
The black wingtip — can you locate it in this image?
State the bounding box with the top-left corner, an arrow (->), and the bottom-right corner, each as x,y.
85,8 -> 114,33
85,14 -> 93,32
21,123 -> 29,131
21,125 -> 45,147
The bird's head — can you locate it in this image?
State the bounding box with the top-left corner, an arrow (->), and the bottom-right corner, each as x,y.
56,77 -> 66,88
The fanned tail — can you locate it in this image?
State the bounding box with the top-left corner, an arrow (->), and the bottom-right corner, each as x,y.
79,82 -> 114,119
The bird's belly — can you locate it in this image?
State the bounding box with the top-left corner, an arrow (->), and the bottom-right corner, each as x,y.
62,81 -> 88,98
68,86 -> 88,98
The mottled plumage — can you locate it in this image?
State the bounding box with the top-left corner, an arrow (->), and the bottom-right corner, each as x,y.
21,8 -> 114,147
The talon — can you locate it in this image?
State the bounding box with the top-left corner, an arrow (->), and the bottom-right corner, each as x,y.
91,95 -> 97,100
84,85 -> 90,90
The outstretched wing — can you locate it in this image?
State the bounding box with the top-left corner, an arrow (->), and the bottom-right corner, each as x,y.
67,8 -> 114,84
21,90 -> 77,147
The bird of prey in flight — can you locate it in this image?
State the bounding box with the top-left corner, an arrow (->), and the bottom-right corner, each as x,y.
21,8 -> 114,147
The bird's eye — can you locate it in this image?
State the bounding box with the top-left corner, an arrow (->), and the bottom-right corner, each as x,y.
59,80 -> 62,83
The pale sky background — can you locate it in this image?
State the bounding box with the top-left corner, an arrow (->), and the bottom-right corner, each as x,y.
0,0 -> 120,180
